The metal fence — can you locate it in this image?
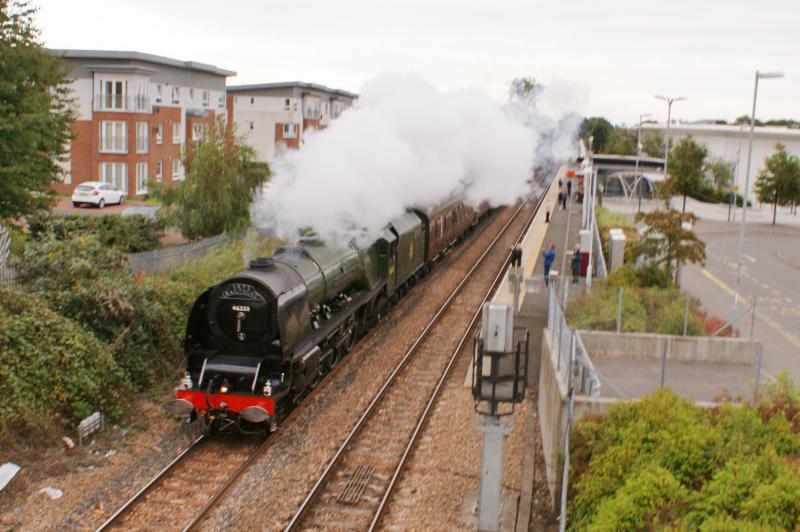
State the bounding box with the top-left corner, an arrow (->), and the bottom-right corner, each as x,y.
546,279 -> 601,397
126,233 -> 231,274
592,217 -> 608,279
0,226 -> 20,289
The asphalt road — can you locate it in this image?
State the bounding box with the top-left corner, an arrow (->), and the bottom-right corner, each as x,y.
682,219 -> 800,382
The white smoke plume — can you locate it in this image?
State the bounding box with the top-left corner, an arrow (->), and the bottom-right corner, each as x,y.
252,72 -> 582,245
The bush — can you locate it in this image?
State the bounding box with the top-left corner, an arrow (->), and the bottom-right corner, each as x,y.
16,234 -> 184,387
27,213 -> 163,252
569,387 -> 800,530
596,206 -> 638,265
0,289 -> 129,431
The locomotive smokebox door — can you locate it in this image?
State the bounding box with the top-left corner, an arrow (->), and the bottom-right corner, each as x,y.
472,303 -> 528,415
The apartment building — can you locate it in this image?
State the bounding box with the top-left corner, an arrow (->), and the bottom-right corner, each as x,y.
50,50 -> 235,198
227,82 -> 357,162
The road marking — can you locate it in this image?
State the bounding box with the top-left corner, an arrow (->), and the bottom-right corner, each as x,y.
744,254 -> 757,264
700,268 -> 800,350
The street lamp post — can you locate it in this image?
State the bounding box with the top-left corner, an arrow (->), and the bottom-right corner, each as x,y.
654,95 -> 687,182
635,113 -> 651,212
732,70 -> 783,319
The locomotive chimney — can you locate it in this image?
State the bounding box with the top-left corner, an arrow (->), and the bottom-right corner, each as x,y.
249,257 -> 275,270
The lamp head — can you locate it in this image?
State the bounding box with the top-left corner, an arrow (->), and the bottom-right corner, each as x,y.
757,71 -> 784,79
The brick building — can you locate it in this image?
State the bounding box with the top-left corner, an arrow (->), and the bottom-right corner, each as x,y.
50,50 -> 235,198
227,82 -> 357,162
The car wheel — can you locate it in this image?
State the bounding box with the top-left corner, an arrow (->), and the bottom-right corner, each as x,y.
72,202 -> 80,208
119,195 -> 125,205
98,198 -> 105,209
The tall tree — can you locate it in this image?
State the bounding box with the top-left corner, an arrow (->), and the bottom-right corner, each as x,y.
0,1 -> 74,222
154,119 -> 269,239
659,135 -> 708,212
579,117 -> 613,153
641,131 -> 665,158
754,143 -> 800,225
604,128 -> 637,156
634,209 -> 706,280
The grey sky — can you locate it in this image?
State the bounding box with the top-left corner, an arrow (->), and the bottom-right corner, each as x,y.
36,0 -> 799,126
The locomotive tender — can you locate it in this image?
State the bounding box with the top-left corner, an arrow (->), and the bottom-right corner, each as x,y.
174,200 -> 488,433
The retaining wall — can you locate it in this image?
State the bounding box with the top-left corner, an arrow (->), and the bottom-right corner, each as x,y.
578,330 -> 758,364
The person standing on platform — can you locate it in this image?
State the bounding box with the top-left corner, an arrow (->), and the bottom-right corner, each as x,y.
566,179 -> 573,198
511,243 -> 523,268
557,190 -> 564,211
541,244 -> 556,285
561,190 -> 567,210
571,244 -> 582,284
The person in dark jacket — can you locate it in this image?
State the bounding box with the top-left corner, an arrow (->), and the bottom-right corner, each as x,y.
571,244 -> 582,284
541,244 -> 556,285
557,190 -> 564,211
511,243 -> 523,268
561,191 -> 567,210
566,179 -> 573,197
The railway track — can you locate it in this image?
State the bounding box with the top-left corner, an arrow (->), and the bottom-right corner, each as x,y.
285,176 -> 551,531
95,434 -> 267,531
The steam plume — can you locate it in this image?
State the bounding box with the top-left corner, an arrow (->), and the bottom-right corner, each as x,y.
252,72 -> 582,244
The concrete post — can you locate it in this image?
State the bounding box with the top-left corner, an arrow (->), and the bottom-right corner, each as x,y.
660,338 -> 669,388
750,296 -> 758,339
558,335 -> 576,532
478,415 -> 510,532
753,344 -> 763,402
616,287 -> 623,333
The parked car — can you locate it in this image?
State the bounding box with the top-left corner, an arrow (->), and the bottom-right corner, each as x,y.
71,181 -> 125,208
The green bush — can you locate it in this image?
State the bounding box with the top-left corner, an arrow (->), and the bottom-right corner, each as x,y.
27,213 -> 163,252
567,286 -> 647,332
569,387 -> 800,531
596,206 -> 639,265
0,289 -> 129,431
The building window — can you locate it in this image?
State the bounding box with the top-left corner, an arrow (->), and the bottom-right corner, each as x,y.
192,123 -> 207,146
155,123 -> 163,144
136,122 -> 149,153
99,121 -> 127,153
172,122 -> 181,144
155,160 -> 163,182
172,159 -> 182,180
250,97 -> 254,105
202,90 -> 209,107
283,123 -> 297,138
100,162 -> 127,192
189,88 -> 195,101
134,84 -> 148,111
136,162 -> 149,195
249,121 -> 254,130
284,98 -> 290,111
155,84 -> 163,104
172,86 -> 180,104
218,94 -> 225,108
99,79 -> 126,110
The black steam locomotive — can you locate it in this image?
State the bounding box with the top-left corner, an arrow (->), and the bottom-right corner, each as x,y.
174,200 -> 489,433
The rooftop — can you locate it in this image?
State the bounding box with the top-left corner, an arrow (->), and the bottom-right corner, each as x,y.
643,122 -> 800,138
48,49 -> 236,77
226,81 -> 357,99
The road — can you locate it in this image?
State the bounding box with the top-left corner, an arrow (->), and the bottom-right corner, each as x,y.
682,219 -> 800,382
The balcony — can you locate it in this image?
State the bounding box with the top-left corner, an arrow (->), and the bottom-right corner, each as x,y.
303,109 -> 322,121
94,94 -> 151,113
98,136 -> 127,153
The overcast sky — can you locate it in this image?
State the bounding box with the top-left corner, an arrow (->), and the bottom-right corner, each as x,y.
36,0 -> 799,126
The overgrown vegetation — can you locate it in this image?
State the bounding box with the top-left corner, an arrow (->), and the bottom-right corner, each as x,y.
2,230 -> 276,436
569,381 -> 800,530
595,206 -> 638,265
27,213 -> 164,252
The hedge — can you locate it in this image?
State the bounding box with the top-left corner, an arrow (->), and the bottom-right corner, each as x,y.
568,383 -> 800,530
27,212 -> 164,252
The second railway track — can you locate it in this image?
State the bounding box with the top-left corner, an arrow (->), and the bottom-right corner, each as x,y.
285,177 -> 551,531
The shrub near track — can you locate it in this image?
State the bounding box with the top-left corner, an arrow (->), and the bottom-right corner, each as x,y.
0,289 -> 128,431
568,382 -> 800,530
27,213 -> 164,253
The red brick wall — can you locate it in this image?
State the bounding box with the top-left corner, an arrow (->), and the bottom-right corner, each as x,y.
275,123 -> 300,150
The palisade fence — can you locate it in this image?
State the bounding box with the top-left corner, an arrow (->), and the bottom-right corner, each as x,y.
126,233 -> 232,274
0,226 -> 20,289
591,218 -> 607,279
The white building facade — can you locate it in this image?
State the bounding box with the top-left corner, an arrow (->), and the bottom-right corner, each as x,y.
228,82 -> 357,162
642,123 -> 800,199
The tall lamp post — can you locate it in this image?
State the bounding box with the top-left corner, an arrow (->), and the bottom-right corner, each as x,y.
635,113 -> 652,212
654,95 -> 687,180
732,70 -> 783,318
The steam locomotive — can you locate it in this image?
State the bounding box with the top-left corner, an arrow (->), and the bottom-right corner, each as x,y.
173,200 -> 489,433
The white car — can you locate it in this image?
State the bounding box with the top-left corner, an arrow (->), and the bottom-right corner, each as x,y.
71,181 -> 125,209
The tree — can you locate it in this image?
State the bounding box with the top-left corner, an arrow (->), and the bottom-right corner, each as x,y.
579,117 -> 613,153
604,128 -> 637,156
705,157 -> 733,191
634,209 -> 705,279
754,143 -> 800,225
154,119 -> 269,239
0,1 -> 74,222
659,135 -> 708,212
640,131 -> 665,158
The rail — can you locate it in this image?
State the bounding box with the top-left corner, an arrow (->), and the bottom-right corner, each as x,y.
286,171 -> 555,531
